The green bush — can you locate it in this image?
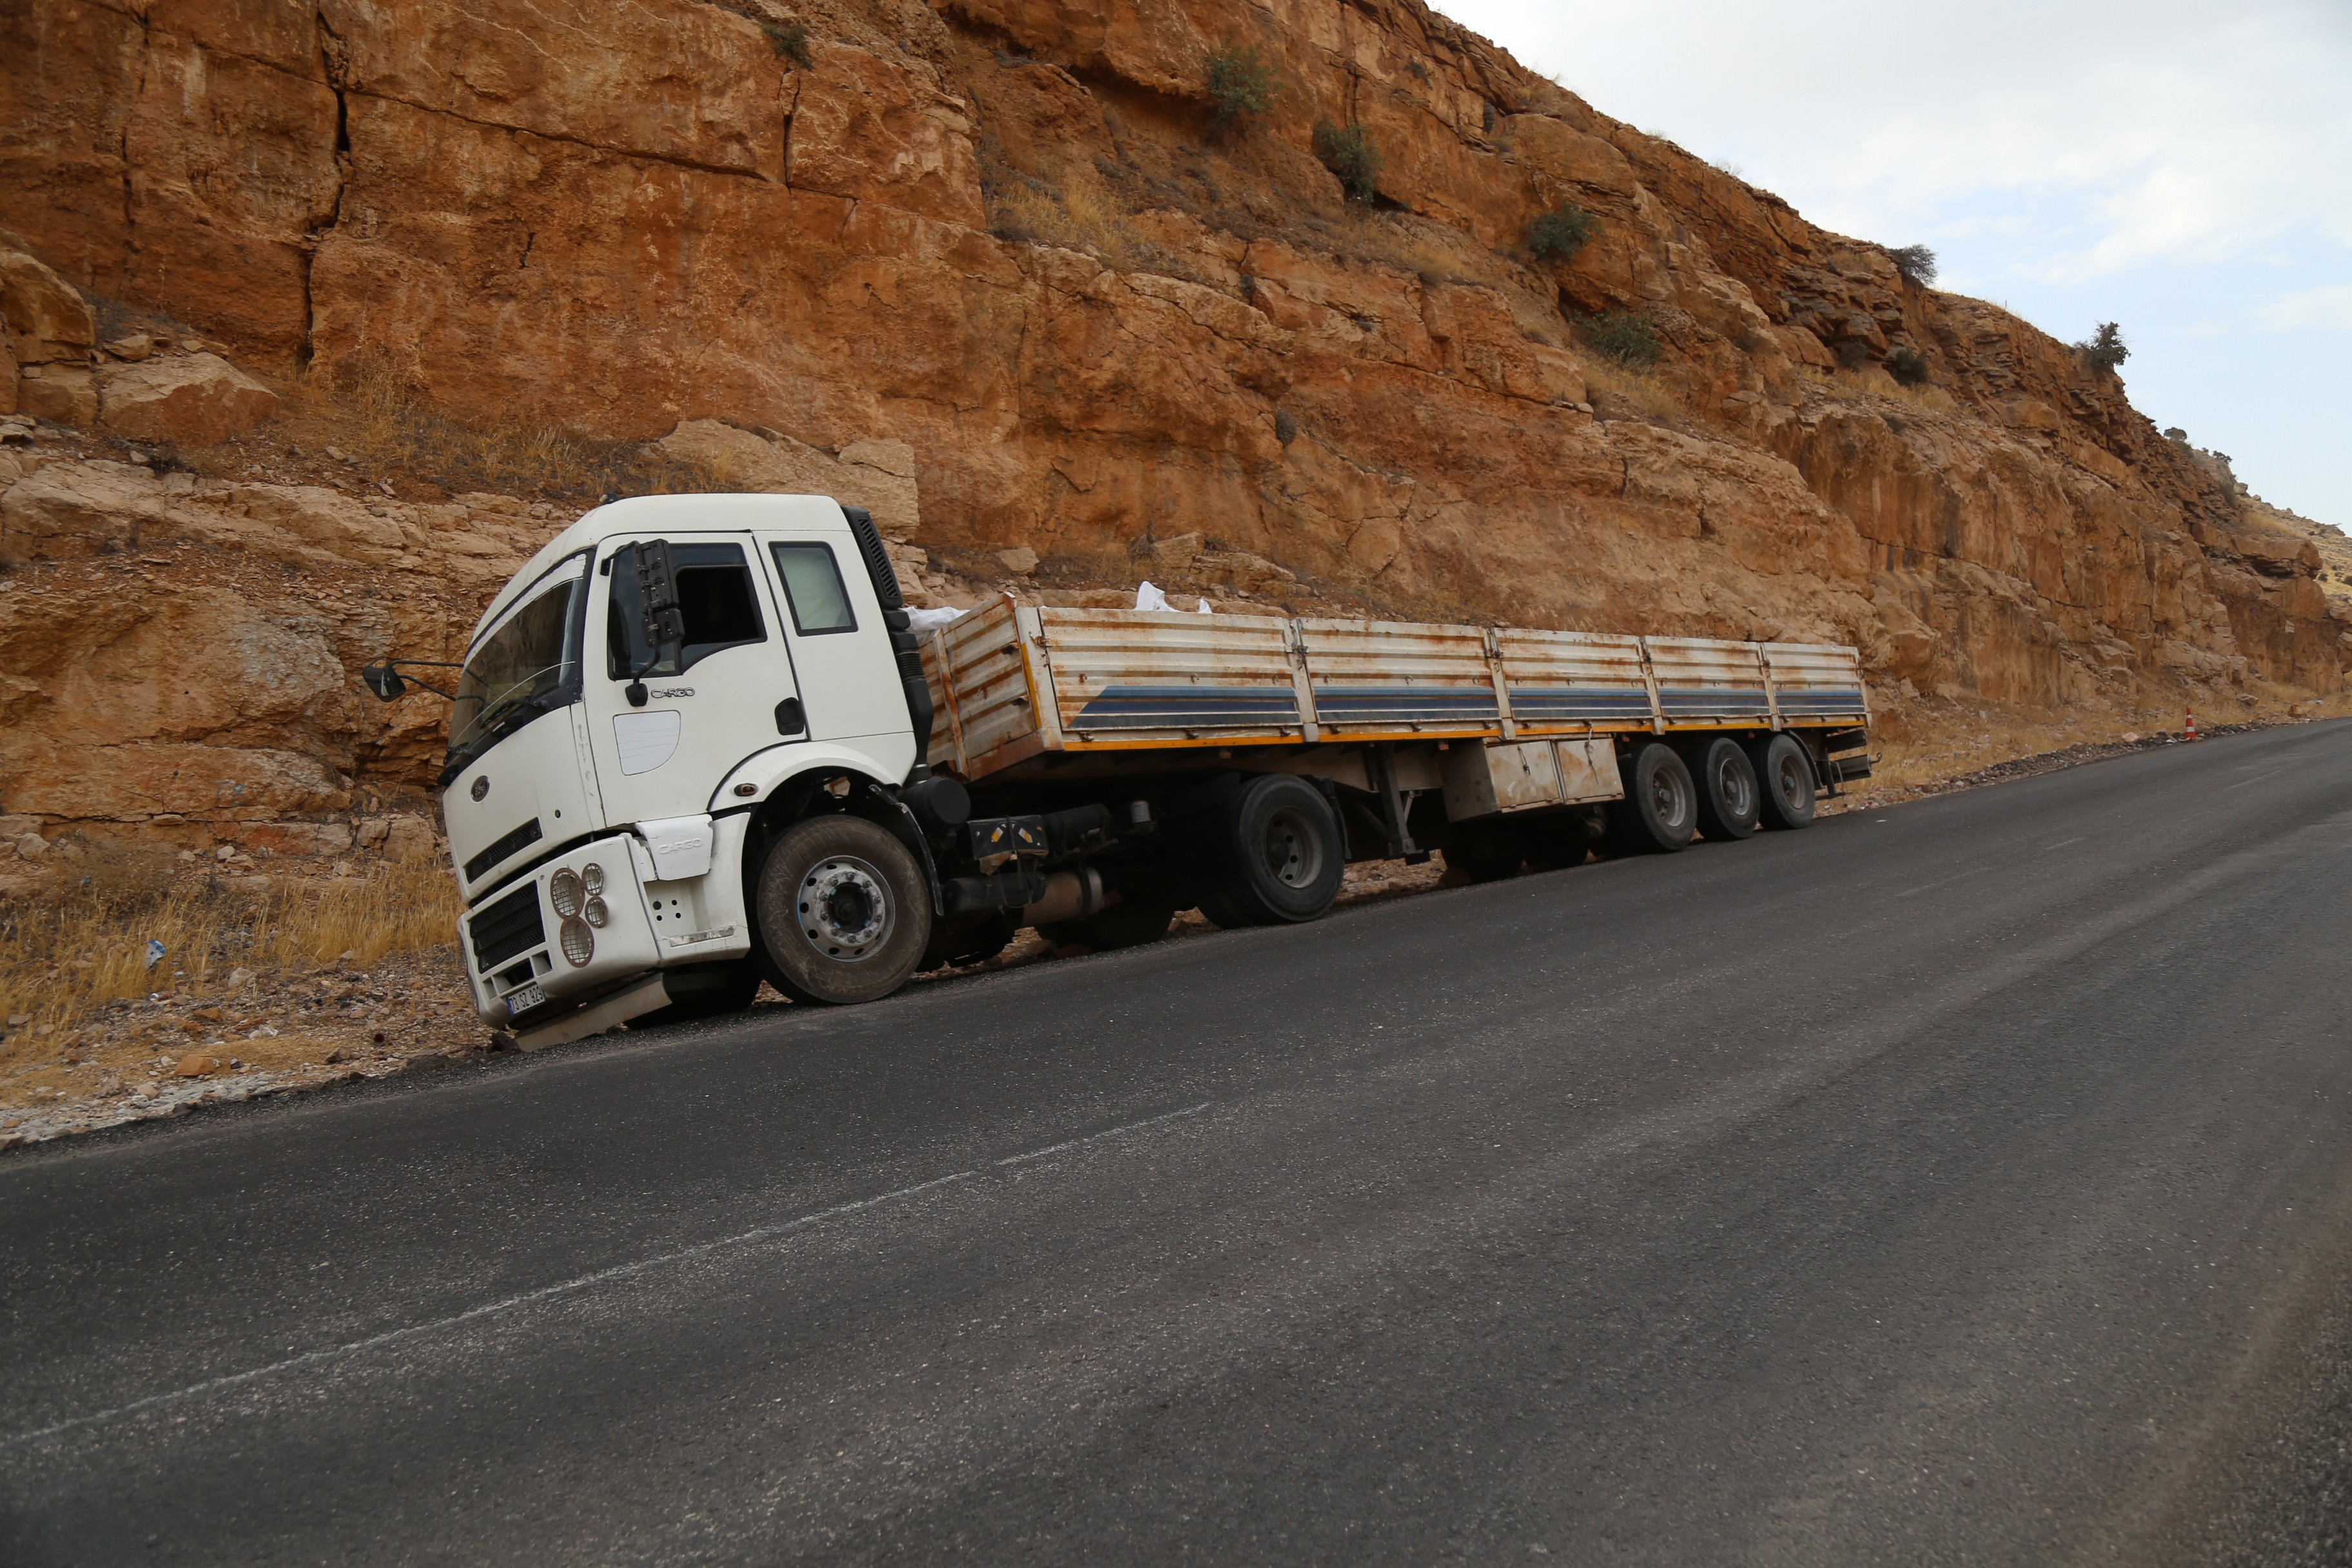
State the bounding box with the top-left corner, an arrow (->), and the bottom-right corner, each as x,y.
1527,205 -> 1595,262
1888,244 -> 1937,286
2163,426 -> 2188,442
1206,44 -> 1279,127
760,21 -> 812,69
1888,347 -> 1930,386
1313,119 -> 1383,203
1835,338 -> 1872,371
1579,309 -> 1661,370
2077,321 -> 2129,373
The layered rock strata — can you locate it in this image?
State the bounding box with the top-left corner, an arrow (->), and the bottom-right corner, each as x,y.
0,0 -> 2344,854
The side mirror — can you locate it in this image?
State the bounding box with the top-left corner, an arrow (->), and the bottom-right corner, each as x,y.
361,662 -> 406,701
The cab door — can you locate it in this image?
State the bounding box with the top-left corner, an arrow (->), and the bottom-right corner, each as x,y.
754,530 -> 907,745
585,533 -> 799,826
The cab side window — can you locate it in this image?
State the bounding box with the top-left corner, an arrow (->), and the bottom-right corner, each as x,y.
606,542 -> 767,678
770,542 -> 858,636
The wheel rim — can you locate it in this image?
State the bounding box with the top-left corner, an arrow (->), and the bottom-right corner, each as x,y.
1775,753 -> 1807,808
1261,805 -> 1326,889
1716,754 -> 1755,819
1650,766 -> 1690,830
798,855 -> 894,961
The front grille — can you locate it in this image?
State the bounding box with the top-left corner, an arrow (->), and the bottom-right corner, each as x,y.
469,883 -> 545,974
466,817 -> 543,883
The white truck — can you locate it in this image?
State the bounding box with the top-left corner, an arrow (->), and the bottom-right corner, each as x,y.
364,494 -> 1871,1045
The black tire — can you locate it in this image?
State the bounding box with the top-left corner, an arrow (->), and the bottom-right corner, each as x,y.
1607,742 -> 1697,854
1208,774 -> 1346,925
1041,899 -> 1178,951
1749,732 -> 1819,830
1521,811 -> 1598,870
752,814 -> 933,1004
919,910 -> 1020,971
632,957 -> 762,1026
1691,736 -> 1761,841
1443,819 -> 1524,883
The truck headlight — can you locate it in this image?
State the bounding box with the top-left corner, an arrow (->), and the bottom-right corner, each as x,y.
582,896 -> 608,929
582,861 -> 604,895
549,868 -> 583,918
559,916 -> 594,966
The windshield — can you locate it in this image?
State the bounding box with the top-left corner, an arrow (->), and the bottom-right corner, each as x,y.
446,558 -> 586,776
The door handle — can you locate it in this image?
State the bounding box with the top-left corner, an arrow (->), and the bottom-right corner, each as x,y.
774,697 -> 805,735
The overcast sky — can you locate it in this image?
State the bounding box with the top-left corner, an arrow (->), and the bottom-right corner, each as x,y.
1438,0 -> 2352,525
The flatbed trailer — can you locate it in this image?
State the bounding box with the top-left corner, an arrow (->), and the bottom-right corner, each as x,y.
389,495 -> 1872,1036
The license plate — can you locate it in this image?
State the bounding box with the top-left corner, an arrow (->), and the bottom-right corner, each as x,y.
505,981 -> 546,1017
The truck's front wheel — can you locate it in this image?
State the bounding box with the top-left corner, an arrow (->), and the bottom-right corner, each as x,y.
753,816 -> 934,1005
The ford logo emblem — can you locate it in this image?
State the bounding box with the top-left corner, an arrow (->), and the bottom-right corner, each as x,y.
470,776 -> 489,801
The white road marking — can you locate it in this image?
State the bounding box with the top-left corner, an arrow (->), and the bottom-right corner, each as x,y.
3,1103 -> 1216,1451
2223,770 -> 2283,791
994,1102 -> 1212,1167
2043,837 -> 2085,851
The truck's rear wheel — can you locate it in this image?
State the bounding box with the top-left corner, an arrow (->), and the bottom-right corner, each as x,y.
753,815 -> 933,1004
1748,733 -> 1818,830
634,957 -> 762,1026
1691,736 -> 1761,841
1042,899 -> 1177,951
1208,774 -> 1345,925
1609,743 -> 1697,854
1444,819 -> 1524,883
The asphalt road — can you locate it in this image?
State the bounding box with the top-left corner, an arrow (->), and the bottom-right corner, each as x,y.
5,722 -> 2350,1565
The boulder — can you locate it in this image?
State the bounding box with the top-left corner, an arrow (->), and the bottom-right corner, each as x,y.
97,353 -> 279,446
15,365 -> 95,426
0,236 -> 95,365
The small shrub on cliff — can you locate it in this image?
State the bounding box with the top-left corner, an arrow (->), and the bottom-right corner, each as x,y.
1578,309 -> 1662,371
1206,44 -> 1280,128
2076,321 -> 2130,374
1313,119 -> 1384,204
1835,338 -> 1872,371
1888,244 -> 1938,286
1888,347 -> 1932,386
1527,204 -> 1595,263
2164,426 -> 2189,442
760,21 -> 812,69
1274,409 -> 1298,444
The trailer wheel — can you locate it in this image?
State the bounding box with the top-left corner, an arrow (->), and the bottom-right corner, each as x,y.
1443,819 -> 1524,883
1748,733 -> 1818,830
752,815 -> 934,1004
1608,743 -> 1698,854
1691,737 -> 1761,841
1211,774 -> 1346,924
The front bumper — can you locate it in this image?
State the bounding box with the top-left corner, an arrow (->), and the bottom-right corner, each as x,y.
462,834 -> 662,1027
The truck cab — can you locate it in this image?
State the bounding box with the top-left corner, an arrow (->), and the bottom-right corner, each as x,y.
436,495 -> 921,1034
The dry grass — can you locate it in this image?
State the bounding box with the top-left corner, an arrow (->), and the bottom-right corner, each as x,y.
0,846 -> 462,1050
990,177 -> 1162,271
184,356 -> 713,502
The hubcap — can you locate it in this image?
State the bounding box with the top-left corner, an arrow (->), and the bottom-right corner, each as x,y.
1776,754 -> 1807,807
1262,805 -> 1326,889
1651,769 -> 1689,828
1717,756 -> 1755,819
799,856 -> 892,961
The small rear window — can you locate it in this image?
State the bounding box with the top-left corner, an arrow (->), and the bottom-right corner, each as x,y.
770,542 -> 858,636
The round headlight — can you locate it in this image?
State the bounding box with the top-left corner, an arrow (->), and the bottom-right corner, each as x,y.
549,868 -> 583,918
581,862 -> 604,895
559,916 -> 594,966
582,896 -> 609,928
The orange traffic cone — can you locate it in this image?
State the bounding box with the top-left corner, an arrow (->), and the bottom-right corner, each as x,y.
2184,708 -> 2199,741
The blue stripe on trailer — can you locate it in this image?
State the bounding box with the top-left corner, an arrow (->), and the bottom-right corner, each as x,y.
1071,685 -> 1301,729
1659,687 -> 1772,716
1312,686 -> 1502,725
1507,687 -> 1653,720
1773,689 -> 1867,716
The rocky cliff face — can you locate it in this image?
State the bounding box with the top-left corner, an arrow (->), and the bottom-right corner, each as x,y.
1,0 -> 2345,858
